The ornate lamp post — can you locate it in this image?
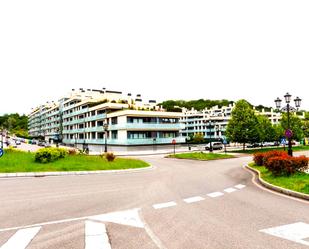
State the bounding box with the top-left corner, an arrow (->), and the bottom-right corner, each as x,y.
103,122 -> 109,153
274,93 -> 302,156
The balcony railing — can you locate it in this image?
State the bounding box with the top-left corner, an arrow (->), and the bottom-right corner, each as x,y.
109,123 -> 185,130
62,137 -> 185,145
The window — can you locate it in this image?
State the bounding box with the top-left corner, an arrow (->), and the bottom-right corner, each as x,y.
111,131 -> 118,139
111,117 -> 117,125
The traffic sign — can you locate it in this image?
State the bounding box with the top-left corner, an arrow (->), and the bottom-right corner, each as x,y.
172,139 -> 176,145
0,148 -> 3,157
285,129 -> 293,139
223,139 -> 227,145
281,138 -> 286,145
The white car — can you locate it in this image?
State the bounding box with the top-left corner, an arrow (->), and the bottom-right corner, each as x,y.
205,142 -> 223,150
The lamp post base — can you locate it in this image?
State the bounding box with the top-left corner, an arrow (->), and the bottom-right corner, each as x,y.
288,148 -> 293,157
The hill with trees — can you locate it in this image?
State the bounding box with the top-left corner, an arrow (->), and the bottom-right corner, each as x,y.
0,113 -> 29,138
159,99 -> 234,112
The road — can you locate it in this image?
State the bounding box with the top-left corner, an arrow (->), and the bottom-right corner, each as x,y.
0,154 -> 308,248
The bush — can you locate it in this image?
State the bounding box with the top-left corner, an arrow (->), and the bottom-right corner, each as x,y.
253,150 -> 308,176
253,153 -> 265,166
105,152 -> 116,162
35,148 -> 68,163
290,156 -> 309,173
253,151 -> 288,166
68,149 -> 77,155
262,151 -> 288,165
265,156 -> 293,176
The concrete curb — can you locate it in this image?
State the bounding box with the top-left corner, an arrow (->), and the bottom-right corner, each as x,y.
245,164 -> 309,201
0,165 -> 154,178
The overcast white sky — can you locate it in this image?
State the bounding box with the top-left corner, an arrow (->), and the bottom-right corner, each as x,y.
0,0 -> 308,115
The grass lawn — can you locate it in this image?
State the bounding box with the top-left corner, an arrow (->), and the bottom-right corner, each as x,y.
249,163 -> 309,195
168,152 -> 235,161
231,145 -> 309,154
0,150 -> 149,173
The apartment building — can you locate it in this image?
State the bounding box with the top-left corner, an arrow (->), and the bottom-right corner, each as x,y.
180,104 -> 305,141
29,89 -> 185,151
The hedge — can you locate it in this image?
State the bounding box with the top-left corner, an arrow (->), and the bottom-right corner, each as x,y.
253,151 -> 309,176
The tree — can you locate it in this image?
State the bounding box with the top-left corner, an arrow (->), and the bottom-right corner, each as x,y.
272,124 -> 285,142
192,133 -> 205,143
226,100 -> 260,150
0,113 -> 29,138
256,115 -> 275,143
280,113 -> 304,141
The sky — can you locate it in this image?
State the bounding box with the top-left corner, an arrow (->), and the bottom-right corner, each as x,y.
0,0 -> 308,115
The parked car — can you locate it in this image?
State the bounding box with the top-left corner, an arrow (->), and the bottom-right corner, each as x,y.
247,143 -> 260,148
15,140 -> 21,145
205,142 -> 223,150
38,141 -> 46,147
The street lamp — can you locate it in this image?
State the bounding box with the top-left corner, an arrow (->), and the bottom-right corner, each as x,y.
274,93 -> 302,156
103,122 -> 109,153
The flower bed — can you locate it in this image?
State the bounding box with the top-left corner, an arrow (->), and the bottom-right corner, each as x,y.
253,151 -> 309,176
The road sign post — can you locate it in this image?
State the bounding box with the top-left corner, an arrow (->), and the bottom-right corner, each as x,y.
172,139 -> 176,155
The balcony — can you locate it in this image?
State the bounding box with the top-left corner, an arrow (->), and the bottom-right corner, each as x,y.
109,123 -> 185,131
62,137 -> 185,145
85,114 -> 106,122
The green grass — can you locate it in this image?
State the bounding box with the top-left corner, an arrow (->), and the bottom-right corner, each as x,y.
168,152 -> 235,161
249,163 -> 309,195
231,145 -> 309,154
0,150 -> 149,173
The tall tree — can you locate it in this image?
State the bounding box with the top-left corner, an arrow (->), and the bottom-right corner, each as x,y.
256,115 -> 275,142
280,113 -> 304,141
226,100 -> 260,150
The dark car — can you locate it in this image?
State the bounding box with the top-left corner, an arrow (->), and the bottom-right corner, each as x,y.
247,143 -> 260,148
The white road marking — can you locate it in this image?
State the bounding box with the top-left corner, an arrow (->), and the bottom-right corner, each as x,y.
207,192 -> 224,198
85,221 -> 111,249
224,188 -> 237,193
0,226 -> 41,249
235,184 -> 246,189
153,201 -> 177,209
183,196 -> 205,203
260,222 -> 309,246
88,208 -> 144,228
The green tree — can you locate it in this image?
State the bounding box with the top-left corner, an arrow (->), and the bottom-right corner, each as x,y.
226,100 -> 260,150
192,133 -> 205,143
280,113 -> 304,141
256,115 -> 275,143
302,120 -> 309,138
272,124 -> 285,142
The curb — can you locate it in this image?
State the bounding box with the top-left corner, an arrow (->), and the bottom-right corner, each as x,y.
245,164 -> 309,201
0,165 -> 154,179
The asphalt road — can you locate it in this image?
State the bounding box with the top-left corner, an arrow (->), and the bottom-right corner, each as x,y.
0,154 -> 308,249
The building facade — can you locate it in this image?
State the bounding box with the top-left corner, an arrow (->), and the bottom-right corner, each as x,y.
180,104 -> 306,141
28,89 -> 185,151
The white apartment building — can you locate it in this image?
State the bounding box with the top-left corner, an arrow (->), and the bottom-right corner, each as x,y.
29,89 -> 185,151
180,104 -> 305,141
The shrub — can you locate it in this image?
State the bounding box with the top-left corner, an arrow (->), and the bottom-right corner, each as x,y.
105,152 -> 116,162
265,155 -> 309,176
68,149 -> 77,155
57,148 -> 68,158
253,150 -> 308,176
35,147 -> 68,163
253,151 -> 288,166
265,156 -> 293,176
253,153 -> 265,166
290,156 -> 309,172
262,151 -> 288,165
